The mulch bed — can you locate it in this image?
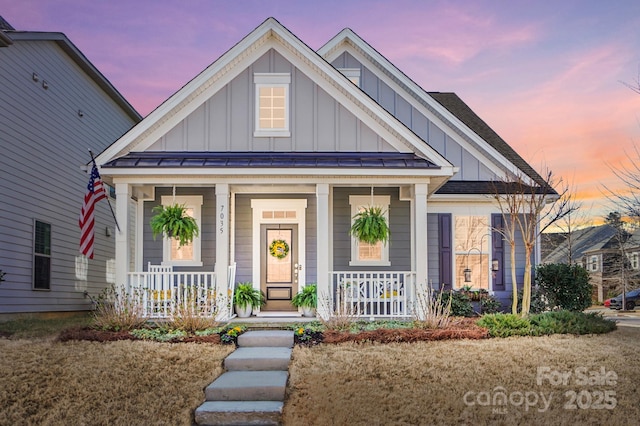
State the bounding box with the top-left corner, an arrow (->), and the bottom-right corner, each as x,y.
57,327 -> 222,344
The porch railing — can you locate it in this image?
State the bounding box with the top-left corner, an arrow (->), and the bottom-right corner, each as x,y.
330,271 -> 416,318
127,270 -> 227,319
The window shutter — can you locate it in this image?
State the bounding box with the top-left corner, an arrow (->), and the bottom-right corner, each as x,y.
438,213 -> 452,290
492,214 -> 505,291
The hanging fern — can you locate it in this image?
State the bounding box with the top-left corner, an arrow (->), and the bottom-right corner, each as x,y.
349,206 -> 390,245
150,204 -> 199,247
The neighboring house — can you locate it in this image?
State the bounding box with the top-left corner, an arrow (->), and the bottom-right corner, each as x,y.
0,17 -> 141,317
95,18 -> 553,319
543,225 -> 640,302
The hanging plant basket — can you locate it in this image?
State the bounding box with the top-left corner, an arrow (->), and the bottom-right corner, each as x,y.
349,206 -> 390,245
269,239 -> 290,259
150,203 -> 199,247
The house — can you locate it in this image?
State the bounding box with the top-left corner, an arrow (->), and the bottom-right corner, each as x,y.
0,17 -> 141,318
95,18 -> 551,319
543,225 -> 640,302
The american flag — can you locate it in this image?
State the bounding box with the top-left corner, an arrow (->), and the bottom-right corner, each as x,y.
79,164 -> 106,259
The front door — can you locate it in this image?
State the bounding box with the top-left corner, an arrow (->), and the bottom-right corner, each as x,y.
260,224 -> 298,311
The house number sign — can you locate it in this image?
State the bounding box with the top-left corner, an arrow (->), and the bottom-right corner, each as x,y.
219,204 -> 225,234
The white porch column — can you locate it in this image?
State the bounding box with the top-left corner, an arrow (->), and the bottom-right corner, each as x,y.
414,183 -> 428,291
215,184 -> 230,309
316,183 -> 330,319
115,183 -> 131,290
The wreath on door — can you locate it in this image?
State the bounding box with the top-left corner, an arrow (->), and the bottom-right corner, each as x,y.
269,239 -> 290,259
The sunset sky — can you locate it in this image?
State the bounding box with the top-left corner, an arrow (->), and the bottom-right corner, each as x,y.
3,0 -> 640,223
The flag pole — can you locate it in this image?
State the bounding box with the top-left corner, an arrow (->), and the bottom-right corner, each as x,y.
88,149 -> 121,233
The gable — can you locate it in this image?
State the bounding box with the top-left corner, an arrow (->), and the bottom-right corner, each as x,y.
97,18 -> 453,178
319,30 -> 548,189
146,49 -> 397,154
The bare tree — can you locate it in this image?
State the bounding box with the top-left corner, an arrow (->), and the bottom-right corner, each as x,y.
493,168 -> 574,315
551,180 -> 588,264
620,64 -> 640,95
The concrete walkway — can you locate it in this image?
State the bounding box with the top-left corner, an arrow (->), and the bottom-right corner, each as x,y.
194,330 -> 294,426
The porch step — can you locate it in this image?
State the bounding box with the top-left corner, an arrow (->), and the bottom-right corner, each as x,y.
237,330 -> 294,348
194,330 -> 294,426
225,347 -> 292,371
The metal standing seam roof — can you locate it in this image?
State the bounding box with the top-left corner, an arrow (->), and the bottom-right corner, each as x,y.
101,151 -> 440,169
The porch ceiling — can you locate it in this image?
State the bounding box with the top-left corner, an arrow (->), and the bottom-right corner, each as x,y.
102,151 -> 440,170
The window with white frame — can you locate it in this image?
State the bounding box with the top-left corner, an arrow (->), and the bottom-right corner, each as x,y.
338,68 -> 361,86
254,73 -> 290,137
454,215 -> 490,290
160,195 -> 203,267
349,195 -> 391,266
590,255 -> 599,272
629,252 -> 639,270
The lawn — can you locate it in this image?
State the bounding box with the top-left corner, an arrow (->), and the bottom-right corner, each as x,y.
1,318 -> 638,425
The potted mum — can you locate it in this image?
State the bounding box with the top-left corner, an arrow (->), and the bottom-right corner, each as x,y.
350,206 -> 390,245
150,203 -> 199,247
291,283 -> 317,317
233,282 -> 265,318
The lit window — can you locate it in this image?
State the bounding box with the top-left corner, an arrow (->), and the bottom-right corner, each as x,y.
454,216 -> 490,290
254,73 -> 290,137
160,195 -> 203,267
338,68 -> 361,86
34,220 -> 51,290
349,195 -> 390,266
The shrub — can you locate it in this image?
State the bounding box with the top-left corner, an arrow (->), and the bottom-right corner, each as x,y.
535,263 -> 592,312
413,284 -> 452,329
477,313 -> 532,337
439,291 -> 474,317
130,326 -> 187,342
92,285 -> 146,332
480,296 -> 502,314
169,286 -> 220,333
516,287 -> 548,314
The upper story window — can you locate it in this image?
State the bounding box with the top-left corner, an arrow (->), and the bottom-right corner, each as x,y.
454,215 -> 490,290
338,68 -> 361,87
160,195 -> 203,267
590,255 -> 599,272
254,73 -> 290,137
349,195 -> 391,266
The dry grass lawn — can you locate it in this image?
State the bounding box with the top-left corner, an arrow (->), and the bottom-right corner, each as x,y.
0,338 -> 233,425
285,327 -> 640,425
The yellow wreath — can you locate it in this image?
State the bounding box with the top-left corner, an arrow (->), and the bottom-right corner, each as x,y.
269,239 -> 290,259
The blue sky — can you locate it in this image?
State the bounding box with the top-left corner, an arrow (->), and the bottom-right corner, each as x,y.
3,0 -> 640,222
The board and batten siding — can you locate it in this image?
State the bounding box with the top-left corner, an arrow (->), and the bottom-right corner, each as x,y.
0,39 -> 137,314
147,49 -> 396,153
332,187 -> 410,271
331,52 -> 495,181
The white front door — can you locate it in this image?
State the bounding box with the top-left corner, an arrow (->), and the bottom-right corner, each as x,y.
251,199 -> 307,312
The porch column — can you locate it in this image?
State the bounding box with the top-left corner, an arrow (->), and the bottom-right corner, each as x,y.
414,183 -> 428,295
215,184 -> 230,312
114,182 -> 131,291
316,183 -> 330,319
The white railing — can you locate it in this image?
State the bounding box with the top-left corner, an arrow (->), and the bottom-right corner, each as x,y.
127,271 -> 220,319
330,271 -> 416,318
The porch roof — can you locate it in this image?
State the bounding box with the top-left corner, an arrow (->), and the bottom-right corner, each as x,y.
101,151 -> 440,169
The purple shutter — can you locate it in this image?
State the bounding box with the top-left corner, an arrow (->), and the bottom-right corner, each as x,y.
492,214 -> 505,291
439,213 -> 452,290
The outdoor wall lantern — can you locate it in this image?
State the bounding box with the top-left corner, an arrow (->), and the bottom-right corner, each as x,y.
492,258 -> 499,277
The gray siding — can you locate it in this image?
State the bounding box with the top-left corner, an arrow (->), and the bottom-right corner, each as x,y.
147,49 -> 395,153
0,39 -> 137,314
143,188 -> 216,272
333,187 -> 411,271
332,52 -> 496,181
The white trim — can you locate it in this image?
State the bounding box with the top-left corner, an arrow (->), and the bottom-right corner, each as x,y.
160,195 -> 203,267
254,73 -> 291,137
250,198 -> 308,312
338,68 -> 361,86
348,195 -> 391,266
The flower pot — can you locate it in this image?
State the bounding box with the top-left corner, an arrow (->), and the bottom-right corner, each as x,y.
235,304 -> 253,318
301,306 -> 316,318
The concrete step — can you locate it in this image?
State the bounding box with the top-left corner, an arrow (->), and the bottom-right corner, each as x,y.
225,347 -> 292,371
205,370 -> 288,401
194,400 -> 283,426
238,330 -> 294,348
